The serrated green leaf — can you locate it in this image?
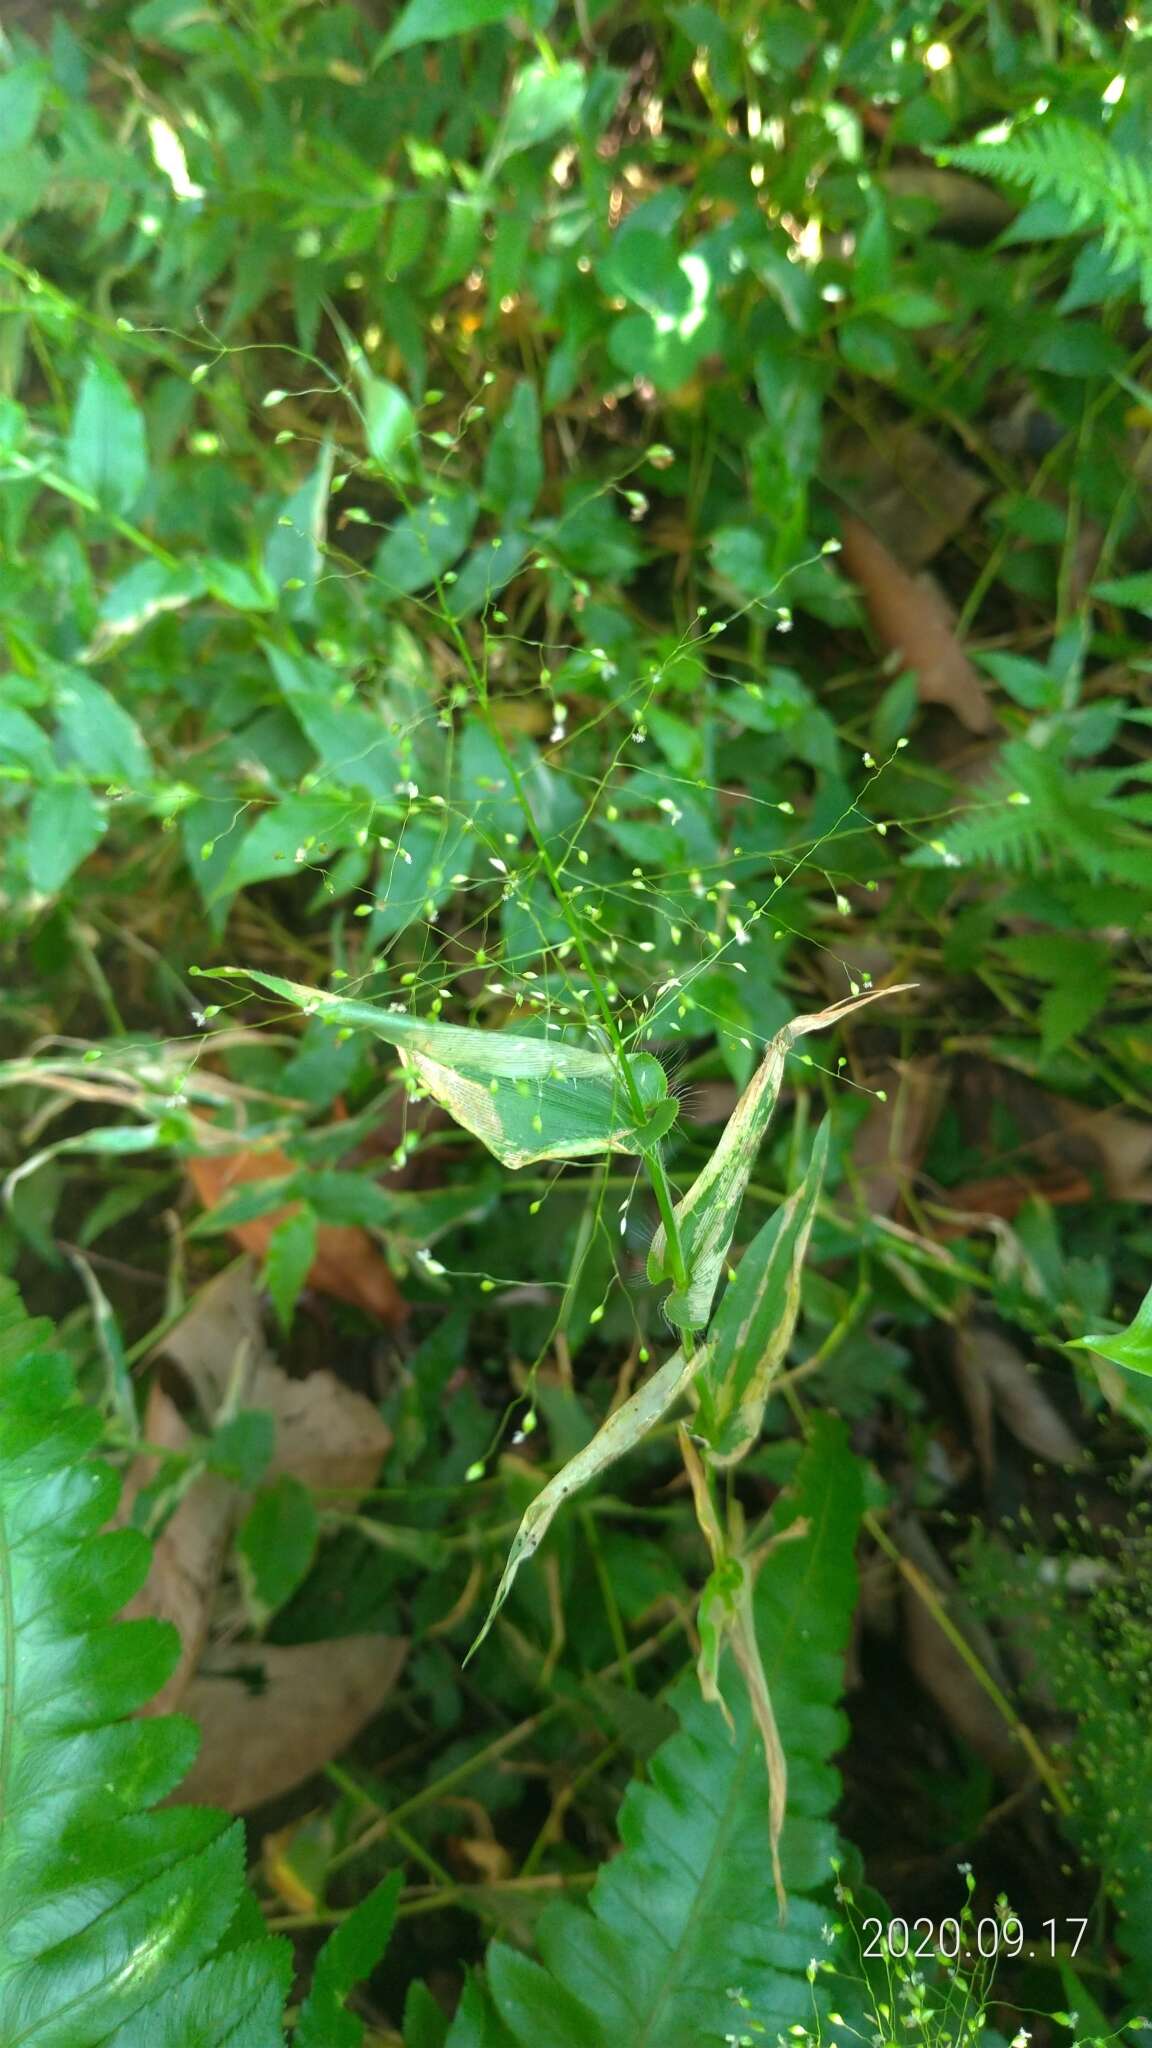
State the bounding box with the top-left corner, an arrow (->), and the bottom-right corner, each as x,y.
440,1973 -> 514,2048
201,968 -> 669,1169
0,1278 -> 292,2044
1039,968 -> 1111,1053
403,1976 -> 452,2048
294,1872 -> 401,2048
263,1205 -> 318,1333
102,1942 -> 292,2048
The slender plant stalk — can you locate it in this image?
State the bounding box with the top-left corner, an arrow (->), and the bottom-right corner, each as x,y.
865,1511 -> 1071,1815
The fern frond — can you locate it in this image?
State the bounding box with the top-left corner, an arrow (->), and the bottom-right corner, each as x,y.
907,742 -> 1152,882
0,1278 -> 293,2045
943,117 -> 1152,311
438,1419 -> 864,2048
0,1277 -> 401,2046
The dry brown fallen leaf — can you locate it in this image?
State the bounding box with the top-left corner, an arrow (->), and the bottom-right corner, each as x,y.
1048,1100 -> 1152,1204
839,512 -> 992,733
929,1166 -> 1095,1229
162,1257 -> 393,1496
955,1323 -> 1084,1473
119,1382 -> 236,1717
121,1263 -> 405,1815
173,1636 -> 407,1812
878,166 -> 1015,239
892,1517 -> 1029,1784
829,423 -> 988,569
187,1142 -> 407,1327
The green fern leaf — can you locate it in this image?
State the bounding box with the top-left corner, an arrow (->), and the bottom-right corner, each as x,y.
0,1277 -> 294,2045
942,118 -> 1152,311
0,1276 -> 404,2047
438,1417 -> 863,2048
907,741 -> 1152,882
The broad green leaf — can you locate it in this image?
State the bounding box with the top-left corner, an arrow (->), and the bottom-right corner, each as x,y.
264,440 -> 335,619
482,380 -> 543,525
262,1203 -> 318,1332
213,793 -> 368,902
65,357 -> 149,515
490,60 -> 585,171
264,645 -> 400,798
469,1343 -> 706,1657
373,488 -> 478,595
25,781 -> 107,893
200,968 -> 669,1170
478,1420 -> 863,2047
93,559 -> 206,646
206,1409 -> 275,1488
598,229 -> 690,318
368,813 -> 471,939
648,986 -> 913,1330
1071,1279 -> 1152,1378
55,671 -> 152,784
453,717 -> 525,845
294,1873 -> 401,2048
0,64 -> 46,151
203,558 -> 277,611
238,1472 -> 319,1620
694,1118 -> 830,1466
1093,571 -> 1152,613
442,528 -> 530,619
384,0 -> 517,55
0,704 -> 54,780
360,376 -> 416,472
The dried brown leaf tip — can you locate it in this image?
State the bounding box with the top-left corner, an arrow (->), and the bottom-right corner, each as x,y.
839,512 -> 992,734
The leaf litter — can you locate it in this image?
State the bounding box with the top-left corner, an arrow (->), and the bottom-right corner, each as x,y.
121,1261 -> 402,1804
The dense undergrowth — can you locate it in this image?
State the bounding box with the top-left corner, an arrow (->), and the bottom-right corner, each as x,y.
2,0 -> 1152,2041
